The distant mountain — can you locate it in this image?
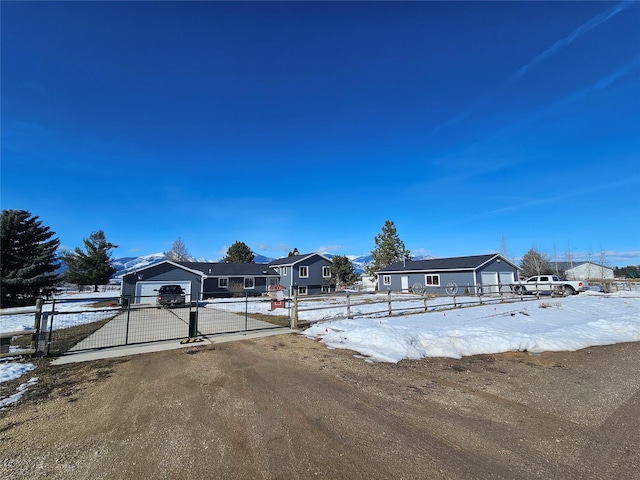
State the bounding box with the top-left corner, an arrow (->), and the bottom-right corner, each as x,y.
111,252 -> 275,277
110,251 -> 434,278
112,253 -> 166,277
327,253 -> 434,274
254,254 -> 275,264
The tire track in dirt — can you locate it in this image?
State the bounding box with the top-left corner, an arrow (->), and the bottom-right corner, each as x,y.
577,390 -> 640,479
219,341 -> 576,479
2,336 -> 639,479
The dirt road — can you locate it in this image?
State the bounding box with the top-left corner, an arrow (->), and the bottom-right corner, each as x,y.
1,334 -> 639,479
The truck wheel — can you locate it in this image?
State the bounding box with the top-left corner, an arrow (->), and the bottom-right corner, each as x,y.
563,285 -> 575,296
512,285 -> 523,294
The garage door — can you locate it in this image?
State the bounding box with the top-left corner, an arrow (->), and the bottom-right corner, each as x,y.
134,281 -> 192,304
480,272 -> 499,294
498,272 -> 514,293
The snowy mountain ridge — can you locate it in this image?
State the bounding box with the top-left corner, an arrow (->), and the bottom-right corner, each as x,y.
112,252 -> 434,277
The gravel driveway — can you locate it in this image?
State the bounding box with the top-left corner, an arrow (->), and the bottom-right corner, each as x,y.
1,334 -> 638,479
69,305 -> 280,351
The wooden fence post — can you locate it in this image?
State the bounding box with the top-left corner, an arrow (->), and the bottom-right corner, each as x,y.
292,289 -> 298,329
30,298 -> 43,354
37,313 -> 49,355
387,290 -> 392,316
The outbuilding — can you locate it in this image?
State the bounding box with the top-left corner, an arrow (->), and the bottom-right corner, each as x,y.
377,253 -> 519,295
552,261 -> 614,280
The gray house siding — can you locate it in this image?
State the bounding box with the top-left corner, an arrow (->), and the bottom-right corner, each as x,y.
121,262 -> 203,301
380,271 -> 475,295
202,276 -> 275,298
121,261 -> 279,301
378,254 -> 519,295
297,256 -> 332,295
270,253 -> 333,295
476,259 -> 517,282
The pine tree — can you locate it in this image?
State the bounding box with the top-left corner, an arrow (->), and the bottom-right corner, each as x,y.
330,255 -> 358,288
519,248 -> 552,278
1,210 -> 61,306
223,241 -> 255,263
62,230 -> 118,292
365,220 -> 411,280
167,237 -> 192,262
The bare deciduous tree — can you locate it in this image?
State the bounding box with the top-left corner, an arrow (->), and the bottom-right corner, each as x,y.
167,237 -> 192,262
585,249 -> 595,279
500,233 -> 512,262
598,247 -> 610,279
564,241 -> 574,266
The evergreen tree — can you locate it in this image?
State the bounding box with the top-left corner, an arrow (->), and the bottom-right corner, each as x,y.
330,255 -> 358,288
365,220 -> 411,280
223,241 -> 255,263
519,248 -> 552,278
1,209 -> 61,306
167,237 -> 192,262
62,230 -> 118,292
288,248 -> 300,257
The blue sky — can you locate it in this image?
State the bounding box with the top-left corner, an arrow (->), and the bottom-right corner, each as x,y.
2,1 -> 639,266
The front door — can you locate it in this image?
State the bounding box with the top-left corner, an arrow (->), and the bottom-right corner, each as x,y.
401,276 -> 409,292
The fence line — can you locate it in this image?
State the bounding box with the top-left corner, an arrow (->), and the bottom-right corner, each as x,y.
293,283 -> 569,324
3,280 -> 638,356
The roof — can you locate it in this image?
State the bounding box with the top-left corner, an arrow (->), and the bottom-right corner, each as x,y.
177,262 -> 278,277
120,260 -> 206,278
378,254 -> 518,273
552,261 -> 611,271
269,252 -> 331,267
121,260 -> 278,278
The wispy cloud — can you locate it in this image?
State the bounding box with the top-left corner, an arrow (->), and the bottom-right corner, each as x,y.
558,56 -> 640,104
513,1 -> 634,80
429,1 -> 634,137
491,56 -> 640,138
316,245 -> 344,255
255,243 -> 292,253
473,178 -> 639,219
602,251 -> 640,263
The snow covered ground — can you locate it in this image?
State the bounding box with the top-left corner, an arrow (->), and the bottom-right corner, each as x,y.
302,291 -> 640,363
0,291 -> 120,409
1,290 -> 639,408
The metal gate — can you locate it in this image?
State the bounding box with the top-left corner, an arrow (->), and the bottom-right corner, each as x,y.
45,297 -> 289,356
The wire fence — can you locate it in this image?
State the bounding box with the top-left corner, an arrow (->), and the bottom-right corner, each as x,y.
38,295 -> 290,356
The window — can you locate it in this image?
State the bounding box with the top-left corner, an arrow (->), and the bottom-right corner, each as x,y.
244,277 -> 254,289
322,266 -> 331,278
383,275 -> 391,286
321,285 -> 330,293
298,286 -> 308,295
299,266 -> 309,278
218,278 -> 228,288
425,274 -> 440,286
281,267 -> 288,276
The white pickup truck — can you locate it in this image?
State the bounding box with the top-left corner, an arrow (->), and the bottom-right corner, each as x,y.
511,275 -> 588,296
